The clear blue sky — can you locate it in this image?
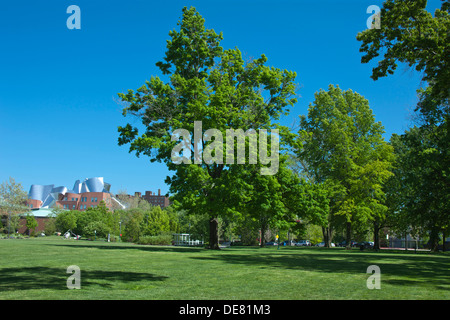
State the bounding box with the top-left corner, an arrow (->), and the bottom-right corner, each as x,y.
0,0 -> 441,196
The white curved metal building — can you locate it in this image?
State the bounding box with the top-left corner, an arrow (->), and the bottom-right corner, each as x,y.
27,177 -> 125,211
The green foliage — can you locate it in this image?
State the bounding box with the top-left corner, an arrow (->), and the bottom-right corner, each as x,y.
25,213 -> 38,236
388,126 -> 449,250
136,234 -> 173,245
141,206 -> 171,236
357,0 -> 449,251
55,209 -> 78,232
43,217 -> 57,236
117,6 -> 298,248
53,203 -> 181,242
357,0 -> 449,122
83,221 -> 110,239
117,206 -> 181,243
295,85 -> 395,246
122,209 -> 143,242
0,177 -> 28,234
176,209 -> 210,241
0,177 -> 28,215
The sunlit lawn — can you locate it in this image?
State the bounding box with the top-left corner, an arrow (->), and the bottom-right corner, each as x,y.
0,237 -> 449,300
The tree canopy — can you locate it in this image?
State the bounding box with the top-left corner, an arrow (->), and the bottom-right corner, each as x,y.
294,85 -> 394,248
357,0 -> 449,250
117,7 -> 298,249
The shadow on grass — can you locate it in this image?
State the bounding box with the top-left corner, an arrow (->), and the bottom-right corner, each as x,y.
45,241 -> 205,253
38,242 -> 450,291
191,248 -> 450,291
0,266 -> 168,291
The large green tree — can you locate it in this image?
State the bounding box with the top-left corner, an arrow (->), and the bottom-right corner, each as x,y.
243,158 -> 304,247
0,177 -> 28,235
388,126 -> 449,251
117,7 -> 297,249
357,0 -> 449,251
357,0 -> 449,124
295,85 -> 394,249
286,155 -> 337,247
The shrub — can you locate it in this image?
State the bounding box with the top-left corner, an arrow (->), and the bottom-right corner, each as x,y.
136,234 -> 172,245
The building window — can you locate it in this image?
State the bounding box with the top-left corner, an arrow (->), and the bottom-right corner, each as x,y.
72,205 -> 76,209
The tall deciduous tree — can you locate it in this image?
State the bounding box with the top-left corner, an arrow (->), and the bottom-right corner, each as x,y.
357,0 -> 449,251
295,85 -> 394,249
117,7 -> 297,249
244,158 -> 303,247
388,126 -> 449,251
0,177 -> 28,234
357,0 -> 449,124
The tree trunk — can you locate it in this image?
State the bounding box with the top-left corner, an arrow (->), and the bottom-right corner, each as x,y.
405,231 -> 408,251
345,222 -> 352,250
208,217 -> 220,250
373,220 -> 380,251
322,227 -> 328,247
429,226 -> 440,252
260,221 -> 267,247
443,230 -> 446,252
322,226 -> 332,247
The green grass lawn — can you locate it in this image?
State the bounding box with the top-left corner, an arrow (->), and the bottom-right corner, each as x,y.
0,237 -> 449,300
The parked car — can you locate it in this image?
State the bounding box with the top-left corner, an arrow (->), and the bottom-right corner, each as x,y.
265,241 -> 277,246
316,242 -> 336,247
338,240 -> 358,247
359,241 -> 374,249
281,240 -> 297,246
296,240 -> 311,246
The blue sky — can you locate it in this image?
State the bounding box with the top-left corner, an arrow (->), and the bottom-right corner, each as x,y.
0,0 -> 441,195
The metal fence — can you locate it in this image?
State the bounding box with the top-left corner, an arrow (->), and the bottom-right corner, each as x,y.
173,233 -> 203,246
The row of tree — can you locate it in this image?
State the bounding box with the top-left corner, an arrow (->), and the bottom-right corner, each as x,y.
1,2 -> 448,251
116,3 -> 449,251
0,176 -> 363,245
49,201 -> 179,243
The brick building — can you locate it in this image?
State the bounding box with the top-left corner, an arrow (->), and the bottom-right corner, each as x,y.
16,177 -> 125,235
120,189 -> 170,208
26,177 -> 124,212
17,208 -> 53,235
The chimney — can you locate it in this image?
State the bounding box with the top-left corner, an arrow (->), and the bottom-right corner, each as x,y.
158,189 -> 161,196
